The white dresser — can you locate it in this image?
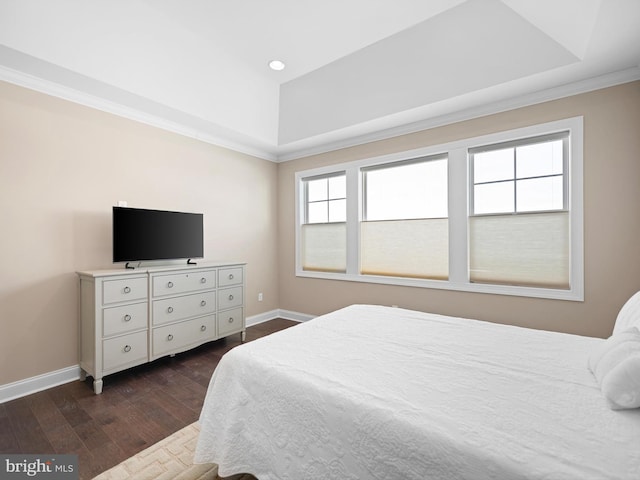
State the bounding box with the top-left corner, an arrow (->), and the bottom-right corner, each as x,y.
78,262 -> 245,394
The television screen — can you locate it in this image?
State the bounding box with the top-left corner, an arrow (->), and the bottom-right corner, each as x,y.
113,207 -> 204,263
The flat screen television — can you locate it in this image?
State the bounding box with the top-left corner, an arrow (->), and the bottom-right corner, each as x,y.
113,207 -> 204,264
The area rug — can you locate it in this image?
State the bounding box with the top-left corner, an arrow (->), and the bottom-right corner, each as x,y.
93,423 -> 252,480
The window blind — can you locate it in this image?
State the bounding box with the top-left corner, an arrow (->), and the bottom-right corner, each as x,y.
361,218 -> 448,280
301,223 -> 346,273
469,212 -> 569,289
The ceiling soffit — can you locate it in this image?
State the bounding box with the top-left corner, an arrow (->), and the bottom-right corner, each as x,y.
278,0 -> 579,145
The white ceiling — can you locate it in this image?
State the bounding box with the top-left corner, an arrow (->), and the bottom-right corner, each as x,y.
0,0 -> 639,161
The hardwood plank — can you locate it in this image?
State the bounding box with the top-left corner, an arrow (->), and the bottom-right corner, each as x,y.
47,384 -> 95,429
0,403 -> 19,453
82,441 -> 129,479
4,397 -> 54,453
45,423 -> 91,457
27,390 -> 88,455
27,390 -> 69,431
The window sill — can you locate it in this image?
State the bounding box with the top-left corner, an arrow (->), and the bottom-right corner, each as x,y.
296,270 -> 584,302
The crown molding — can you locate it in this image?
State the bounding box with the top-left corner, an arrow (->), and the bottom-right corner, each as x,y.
0,65 -> 279,162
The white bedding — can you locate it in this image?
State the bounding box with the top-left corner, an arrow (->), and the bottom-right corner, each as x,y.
195,305 -> 640,479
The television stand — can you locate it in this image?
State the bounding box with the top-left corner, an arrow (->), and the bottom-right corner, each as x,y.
187,259 -> 197,265
125,262 -> 136,269
77,262 -> 246,394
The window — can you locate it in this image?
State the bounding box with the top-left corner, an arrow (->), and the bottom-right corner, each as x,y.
305,174 -> 347,224
300,173 -> 347,273
295,117 -> 583,301
361,155 -> 448,279
469,133 -> 569,289
471,133 -> 566,214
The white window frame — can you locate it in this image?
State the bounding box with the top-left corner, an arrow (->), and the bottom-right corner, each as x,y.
303,171 -> 347,224
294,117 -> 584,301
469,131 -> 569,215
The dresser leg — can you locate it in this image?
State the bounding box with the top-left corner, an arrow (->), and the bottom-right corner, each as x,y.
241,330 -> 246,343
93,378 -> 103,395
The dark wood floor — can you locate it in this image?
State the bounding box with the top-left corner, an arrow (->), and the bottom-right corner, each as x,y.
0,319 -> 297,480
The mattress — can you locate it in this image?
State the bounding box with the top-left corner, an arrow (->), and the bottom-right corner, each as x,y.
195,304 -> 640,479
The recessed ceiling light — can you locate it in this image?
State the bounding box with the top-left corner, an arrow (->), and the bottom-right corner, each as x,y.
269,60 -> 285,71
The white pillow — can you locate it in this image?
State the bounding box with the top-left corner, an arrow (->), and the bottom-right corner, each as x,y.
601,356 -> 640,410
588,327 -> 640,373
588,327 -> 640,410
612,291 -> 640,334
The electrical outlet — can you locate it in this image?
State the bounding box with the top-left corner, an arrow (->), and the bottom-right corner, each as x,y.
117,200 -> 127,207
258,293 -> 263,301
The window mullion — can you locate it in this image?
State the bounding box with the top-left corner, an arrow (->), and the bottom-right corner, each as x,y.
448,148 -> 468,284
325,181 -> 330,221
345,167 -> 359,275
513,148 -> 518,213
563,136 -> 569,210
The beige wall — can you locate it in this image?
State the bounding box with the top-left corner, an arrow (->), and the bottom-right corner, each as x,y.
0,81 -> 279,386
278,81 -> 640,339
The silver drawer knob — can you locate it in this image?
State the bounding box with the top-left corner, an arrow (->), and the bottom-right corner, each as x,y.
123,286 -> 131,294
167,334 -> 174,341
200,277 -> 207,284
124,314 -> 131,322
200,325 -> 207,332
123,345 -> 131,353
167,306 -> 174,313
167,281 -> 174,288
228,294 -> 234,301
200,300 -> 206,307
228,273 -> 234,280
228,317 -> 234,324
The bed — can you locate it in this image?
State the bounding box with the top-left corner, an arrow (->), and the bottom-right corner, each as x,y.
194,300 -> 640,480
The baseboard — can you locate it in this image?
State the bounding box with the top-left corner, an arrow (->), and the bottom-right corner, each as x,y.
246,309 -> 280,326
0,365 -> 82,404
246,309 -> 315,326
276,309 -> 316,323
2,311 -> 315,403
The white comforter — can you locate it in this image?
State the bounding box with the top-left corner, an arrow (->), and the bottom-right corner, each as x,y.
195,305 -> 640,479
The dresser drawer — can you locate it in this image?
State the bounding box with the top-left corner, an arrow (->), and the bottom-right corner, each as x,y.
218,286 -> 243,310
103,302 -> 147,337
152,270 -> 216,297
152,291 -> 215,326
218,267 -> 243,287
152,315 -> 216,358
103,276 -> 147,305
103,331 -> 148,372
218,307 -> 243,337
